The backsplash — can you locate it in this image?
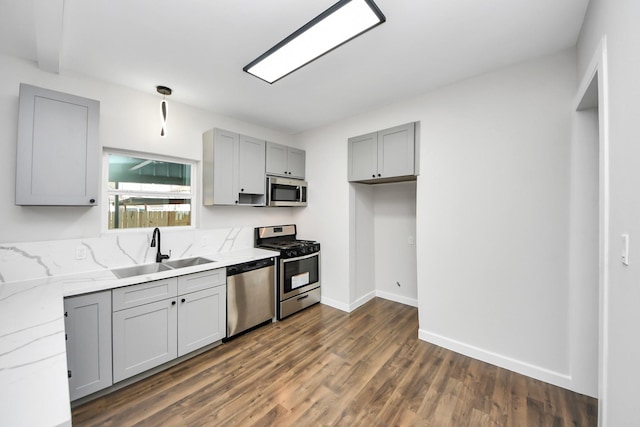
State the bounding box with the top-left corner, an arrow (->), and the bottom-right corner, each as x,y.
0,227 -> 254,284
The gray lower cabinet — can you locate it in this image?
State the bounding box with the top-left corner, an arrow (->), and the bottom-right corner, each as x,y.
16,83 -> 99,206
177,269 -> 226,356
112,269 -> 226,383
112,295 -> 178,383
64,291 -> 112,401
178,286 -> 226,356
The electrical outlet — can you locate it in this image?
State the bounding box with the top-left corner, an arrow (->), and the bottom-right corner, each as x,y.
622,234 -> 630,266
201,236 -> 209,247
408,236 -> 415,245
75,245 -> 87,260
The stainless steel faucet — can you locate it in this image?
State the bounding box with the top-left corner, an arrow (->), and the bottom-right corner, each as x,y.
150,227 -> 171,263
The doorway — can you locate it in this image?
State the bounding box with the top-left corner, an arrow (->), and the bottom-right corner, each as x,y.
570,38 -> 609,425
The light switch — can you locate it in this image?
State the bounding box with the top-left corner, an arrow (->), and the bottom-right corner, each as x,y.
621,234 -> 630,266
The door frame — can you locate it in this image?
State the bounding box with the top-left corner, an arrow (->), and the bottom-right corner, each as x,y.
573,36 -> 609,427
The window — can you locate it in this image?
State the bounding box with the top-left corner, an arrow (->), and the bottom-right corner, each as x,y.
106,152 -> 194,230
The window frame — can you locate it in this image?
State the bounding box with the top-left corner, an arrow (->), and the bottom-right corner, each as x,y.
102,149 -> 198,233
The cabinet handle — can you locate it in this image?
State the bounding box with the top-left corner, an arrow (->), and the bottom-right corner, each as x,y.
235,200 -> 238,204
181,298 -> 186,303
377,174 -> 381,177
372,174 -> 376,178
171,300 -> 176,306
89,198 -> 96,204
240,188 -> 244,192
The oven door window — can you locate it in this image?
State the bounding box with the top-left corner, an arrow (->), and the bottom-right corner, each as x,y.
272,184 -> 300,202
283,255 -> 319,293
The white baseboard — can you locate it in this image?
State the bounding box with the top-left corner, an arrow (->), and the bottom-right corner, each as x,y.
375,290 -> 418,307
349,291 -> 376,311
418,328 -> 573,391
320,295 -> 350,312
323,291 -> 418,313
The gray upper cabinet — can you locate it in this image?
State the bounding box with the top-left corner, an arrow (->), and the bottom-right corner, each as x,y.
348,132 -> 378,182
266,141 -> 305,179
16,83 -> 99,206
348,122 -> 417,183
203,128 -> 265,206
239,135 -> 267,195
64,291 -> 112,401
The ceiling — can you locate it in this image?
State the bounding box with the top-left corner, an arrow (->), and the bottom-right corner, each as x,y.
0,0 -> 590,134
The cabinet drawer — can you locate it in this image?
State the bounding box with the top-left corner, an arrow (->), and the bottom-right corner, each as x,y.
113,278 -> 178,311
177,268 -> 225,295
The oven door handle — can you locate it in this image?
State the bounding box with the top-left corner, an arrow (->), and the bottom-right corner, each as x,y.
281,252 -> 320,263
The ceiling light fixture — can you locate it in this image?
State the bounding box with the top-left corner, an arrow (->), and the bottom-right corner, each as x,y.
156,85 -> 172,137
243,0 -> 385,84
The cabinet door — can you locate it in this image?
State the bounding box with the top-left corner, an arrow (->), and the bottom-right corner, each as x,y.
112,298 -> 178,382
348,132 -> 378,181
377,122 -> 415,178
64,291 -> 112,401
203,128 -> 239,205
265,141 -> 288,177
287,147 -> 306,179
16,84 -> 99,206
178,285 -> 226,357
239,135 -> 266,195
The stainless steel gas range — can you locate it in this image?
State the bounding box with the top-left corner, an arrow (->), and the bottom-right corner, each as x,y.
255,224 -> 320,319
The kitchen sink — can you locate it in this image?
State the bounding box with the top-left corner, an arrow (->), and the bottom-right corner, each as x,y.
111,257 -> 217,279
111,263 -> 173,279
163,257 -> 216,269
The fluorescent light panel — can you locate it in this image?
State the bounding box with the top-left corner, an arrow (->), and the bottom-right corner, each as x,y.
244,0 -> 385,84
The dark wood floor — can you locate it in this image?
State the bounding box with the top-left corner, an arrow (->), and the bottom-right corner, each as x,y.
72,298 -> 597,426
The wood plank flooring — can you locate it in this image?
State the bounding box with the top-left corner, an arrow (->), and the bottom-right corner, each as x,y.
72,298 -> 597,426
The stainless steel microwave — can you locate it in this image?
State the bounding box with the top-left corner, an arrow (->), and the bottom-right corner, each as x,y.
266,176 -> 307,207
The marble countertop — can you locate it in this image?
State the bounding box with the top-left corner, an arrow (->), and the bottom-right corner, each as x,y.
0,247 -> 279,427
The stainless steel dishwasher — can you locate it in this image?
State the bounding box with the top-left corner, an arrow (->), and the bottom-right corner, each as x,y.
226,257 -> 275,339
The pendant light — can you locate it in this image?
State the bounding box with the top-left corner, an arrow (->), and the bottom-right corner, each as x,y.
156,85 -> 172,137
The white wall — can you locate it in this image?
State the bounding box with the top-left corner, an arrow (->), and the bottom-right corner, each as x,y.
0,54 -> 295,245
299,49 -> 584,392
577,1 -> 640,424
418,50 -> 575,388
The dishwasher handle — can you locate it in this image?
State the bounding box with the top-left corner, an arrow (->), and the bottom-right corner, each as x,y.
227,257 -> 275,276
